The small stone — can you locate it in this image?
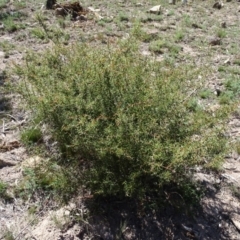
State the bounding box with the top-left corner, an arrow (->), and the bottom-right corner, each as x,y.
221,22 -> 226,28
0,154 -> 17,168
192,23 -> 201,29
148,5 -> 162,14
209,37 -> 221,46
76,15 -> 87,21
213,1 -> 224,9
215,89 -> 222,96
55,8 -> 66,17
231,214 -> 240,231
64,210 -> 70,216
0,51 -> 4,58
87,7 -> 100,12
169,0 -> 176,4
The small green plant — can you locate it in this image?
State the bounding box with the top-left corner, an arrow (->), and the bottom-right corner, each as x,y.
182,14 -> 192,27
31,27 -> 47,41
234,142 -> 240,155
0,180 -> 8,199
118,12 -> 129,22
32,13 -> 70,44
225,78 -> 240,94
149,39 -> 181,55
16,160 -> 81,203
149,39 -> 166,54
0,41 -> 15,57
168,9 -> 175,16
2,229 -> 14,240
199,89 -> 212,99
97,19 -> 106,27
219,91 -> 234,104
21,127 -> 42,145
2,14 -> 25,32
216,28 -> 227,38
174,29 -> 185,42
0,180 -> 12,201
140,14 -> 163,23
0,0 -> 8,9
186,98 -> 201,112
12,0 -> 26,10
131,24 -> 158,43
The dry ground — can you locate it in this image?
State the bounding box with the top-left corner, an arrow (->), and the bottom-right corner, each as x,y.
0,0 -> 240,239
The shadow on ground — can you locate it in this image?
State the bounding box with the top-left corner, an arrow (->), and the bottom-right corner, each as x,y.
71,180 -> 239,240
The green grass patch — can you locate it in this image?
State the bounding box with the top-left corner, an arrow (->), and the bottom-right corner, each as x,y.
149,39 -> 181,55
21,127 -> 42,145
0,0 -> 8,9
199,89 -> 212,99
0,180 -> 11,201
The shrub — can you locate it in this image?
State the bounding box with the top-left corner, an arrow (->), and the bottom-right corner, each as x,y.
16,40 -> 228,200
21,127 -> 42,145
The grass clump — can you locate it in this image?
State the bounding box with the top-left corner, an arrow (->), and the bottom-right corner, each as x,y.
149,39 -> 181,55
0,180 -> 12,201
0,0 -> 8,9
199,89 -> 212,99
16,161 -> 81,203
0,180 -> 8,198
21,127 -> 42,145
16,39 -> 228,202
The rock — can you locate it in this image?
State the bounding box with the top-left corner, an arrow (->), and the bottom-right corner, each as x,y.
0,146 -> 23,168
0,157 -> 16,168
209,37 -> 221,46
55,7 -> 66,17
75,15 -> 87,21
0,51 -> 4,58
148,5 -> 162,14
215,89 -> 222,96
169,0 -> 176,4
213,1 -> 224,9
221,22 -> 226,28
93,12 -> 103,20
46,0 -> 56,10
192,23 -> 201,28
231,214 -> 240,231
87,7 -> 100,12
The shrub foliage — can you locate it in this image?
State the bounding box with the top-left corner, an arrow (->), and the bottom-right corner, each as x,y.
16,40 -> 227,199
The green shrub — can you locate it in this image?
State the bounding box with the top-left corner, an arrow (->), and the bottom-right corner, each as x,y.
16,40 -> 228,200
0,180 -> 11,201
21,127 -> 42,145
0,180 -> 7,197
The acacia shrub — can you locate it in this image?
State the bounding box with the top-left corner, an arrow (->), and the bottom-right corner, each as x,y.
16,40 -> 227,199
